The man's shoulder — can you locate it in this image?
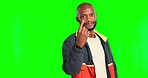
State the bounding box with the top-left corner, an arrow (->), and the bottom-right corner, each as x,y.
94,30 -> 108,42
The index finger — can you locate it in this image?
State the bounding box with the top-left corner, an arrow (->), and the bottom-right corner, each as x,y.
78,20 -> 85,32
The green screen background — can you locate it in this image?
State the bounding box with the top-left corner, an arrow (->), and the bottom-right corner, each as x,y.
0,0 -> 148,78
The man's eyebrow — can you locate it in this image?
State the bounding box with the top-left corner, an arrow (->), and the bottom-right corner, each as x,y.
80,14 -> 86,15
91,12 -> 95,13
80,12 -> 94,15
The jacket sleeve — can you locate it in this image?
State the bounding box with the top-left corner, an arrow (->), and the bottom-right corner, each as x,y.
105,40 -> 118,78
62,37 -> 85,75
113,60 -> 118,78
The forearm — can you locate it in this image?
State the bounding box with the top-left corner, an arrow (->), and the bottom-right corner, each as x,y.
62,43 -> 84,75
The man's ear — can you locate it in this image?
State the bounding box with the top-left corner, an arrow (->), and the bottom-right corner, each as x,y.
76,17 -> 80,22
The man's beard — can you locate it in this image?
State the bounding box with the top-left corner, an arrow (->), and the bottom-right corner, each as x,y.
84,21 -> 97,31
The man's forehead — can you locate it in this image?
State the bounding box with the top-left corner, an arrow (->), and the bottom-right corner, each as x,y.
78,7 -> 94,14
77,4 -> 95,14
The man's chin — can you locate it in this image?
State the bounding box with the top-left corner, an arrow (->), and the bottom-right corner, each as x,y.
87,27 -> 95,31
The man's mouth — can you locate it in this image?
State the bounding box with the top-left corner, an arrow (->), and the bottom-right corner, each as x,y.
83,21 -> 97,31
84,22 -> 94,26
84,22 -> 94,25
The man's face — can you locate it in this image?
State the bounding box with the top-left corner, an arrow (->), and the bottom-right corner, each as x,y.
77,5 -> 97,31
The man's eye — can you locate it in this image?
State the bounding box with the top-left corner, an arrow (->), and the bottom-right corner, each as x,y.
80,16 -> 85,18
91,13 -> 95,16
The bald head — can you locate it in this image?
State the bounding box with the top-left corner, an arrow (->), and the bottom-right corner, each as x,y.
77,3 -> 95,14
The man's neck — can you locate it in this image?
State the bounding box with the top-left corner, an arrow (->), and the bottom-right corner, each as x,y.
89,30 -> 96,38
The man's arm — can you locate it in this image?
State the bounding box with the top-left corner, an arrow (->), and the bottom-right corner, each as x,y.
62,20 -> 89,75
62,38 -> 84,75
105,41 -> 118,78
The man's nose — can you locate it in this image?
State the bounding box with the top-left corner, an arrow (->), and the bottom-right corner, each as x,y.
86,15 -> 92,22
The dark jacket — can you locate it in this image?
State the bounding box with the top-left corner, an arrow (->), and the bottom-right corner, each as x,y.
62,30 -> 117,78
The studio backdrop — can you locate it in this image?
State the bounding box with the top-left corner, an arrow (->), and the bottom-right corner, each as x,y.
0,0 -> 148,78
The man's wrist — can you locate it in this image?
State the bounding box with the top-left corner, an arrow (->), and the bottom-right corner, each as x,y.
76,43 -> 83,49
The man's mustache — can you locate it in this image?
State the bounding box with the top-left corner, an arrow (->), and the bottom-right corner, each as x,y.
83,22 -> 95,26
